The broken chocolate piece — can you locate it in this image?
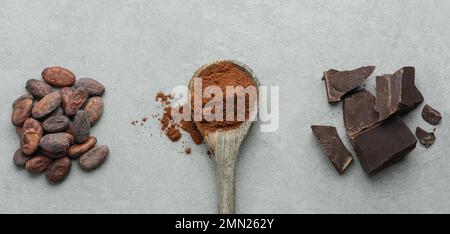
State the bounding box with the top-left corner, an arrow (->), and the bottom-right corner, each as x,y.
343,89 -> 417,174
323,66 -> 375,103
374,67 -> 423,120
352,116 -> 417,174
311,125 -> 353,174
422,104 -> 442,125
343,89 -> 380,139
415,127 -> 436,148
395,67 -> 424,109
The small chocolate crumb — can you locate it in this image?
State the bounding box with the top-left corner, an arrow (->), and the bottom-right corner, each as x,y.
415,127 -> 436,148
185,147 -> 192,155
422,104 -> 442,125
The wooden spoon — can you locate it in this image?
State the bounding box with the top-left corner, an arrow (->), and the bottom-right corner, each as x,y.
189,60 -> 259,214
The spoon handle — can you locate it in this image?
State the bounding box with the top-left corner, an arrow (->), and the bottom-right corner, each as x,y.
216,149 -> 238,214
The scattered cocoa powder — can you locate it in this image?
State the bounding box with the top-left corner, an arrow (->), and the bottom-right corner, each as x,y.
156,92 -> 170,105
155,93 -> 203,144
180,119 -> 203,145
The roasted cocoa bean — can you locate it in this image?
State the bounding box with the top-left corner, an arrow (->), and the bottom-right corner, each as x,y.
39,148 -> 67,159
66,121 -> 74,135
12,94 -> 33,107
26,79 -> 54,99
11,94 -> 34,127
50,107 -> 64,117
13,149 -> 31,167
79,145 -> 109,171
39,133 -> 71,153
16,127 -> 25,139
60,87 -> 73,109
83,97 -> 104,126
68,136 -> 97,159
21,118 -> 43,155
60,132 -> 75,145
26,156 -> 52,173
73,110 -> 90,143
42,66 -> 76,87
46,157 -> 71,183
65,87 -> 89,116
43,115 -> 70,133
75,78 -> 105,96
32,91 -> 62,119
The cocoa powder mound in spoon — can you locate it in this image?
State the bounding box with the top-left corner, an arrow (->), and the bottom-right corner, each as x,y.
194,61 -> 257,133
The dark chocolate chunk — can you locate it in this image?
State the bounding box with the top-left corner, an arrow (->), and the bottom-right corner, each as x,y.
374,67 -> 423,120
395,67 -> 424,109
323,66 -> 375,103
415,127 -> 436,148
343,89 -> 380,139
422,104 -> 442,125
311,125 -> 353,174
351,116 -> 417,174
343,89 -> 417,174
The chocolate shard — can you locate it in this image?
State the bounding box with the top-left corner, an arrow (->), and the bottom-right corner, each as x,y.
323,66 -> 375,103
422,104 -> 442,125
352,116 -> 417,174
343,89 -> 380,139
311,125 -> 353,174
415,127 -> 436,148
344,89 -> 417,174
374,67 -> 424,120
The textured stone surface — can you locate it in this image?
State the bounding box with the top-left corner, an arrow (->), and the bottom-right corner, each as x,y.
0,0 -> 449,213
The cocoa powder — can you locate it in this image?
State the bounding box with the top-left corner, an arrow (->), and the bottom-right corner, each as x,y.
194,61 -> 256,133
156,93 -> 203,144
153,61 -> 256,155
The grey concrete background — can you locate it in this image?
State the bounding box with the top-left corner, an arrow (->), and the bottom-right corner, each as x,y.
0,0 -> 449,214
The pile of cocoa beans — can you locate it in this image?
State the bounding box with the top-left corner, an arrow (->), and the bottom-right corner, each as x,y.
11,66 -> 109,183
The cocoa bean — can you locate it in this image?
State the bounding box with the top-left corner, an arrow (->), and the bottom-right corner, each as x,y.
16,127 -> 25,139
60,87 -> 73,109
50,107 -> 64,117
26,79 -> 54,99
13,148 -> 31,167
65,87 -> 88,116
68,136 -> 97,159
32,91 -> 62,119
43,115 -> 70,133
12,94 -> 33,108
66,121 -> 74,135
83,97 -> 104,126
46,157 -> 71,183
21,118 -> 43,155
79,145 -> 109,171
26,156 -> 52,173
42,66 -> 75,87
39,133 -> 72,153
39,148 -> 67,159
73,110 -> 90,143
60,132 -> 75,145
11,94 -> 34,127
75,78 -> 105,96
